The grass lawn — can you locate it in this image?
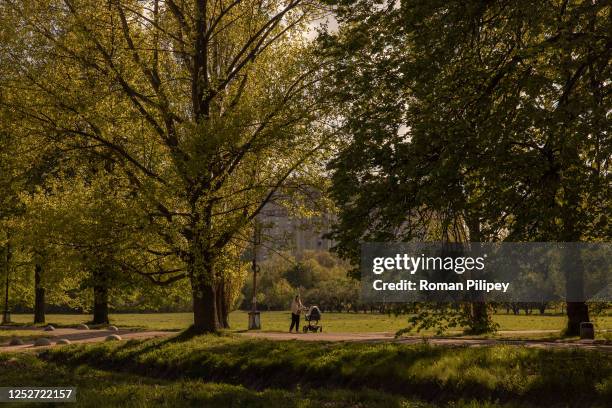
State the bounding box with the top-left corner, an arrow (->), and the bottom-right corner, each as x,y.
0,333 -> 607,407
0,353 -> 425,408
8,311 -> 612,335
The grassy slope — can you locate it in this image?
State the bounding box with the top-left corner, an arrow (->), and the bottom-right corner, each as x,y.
9,311 -> 612,333
0,353 -> 426,408
36,333 -> 611,407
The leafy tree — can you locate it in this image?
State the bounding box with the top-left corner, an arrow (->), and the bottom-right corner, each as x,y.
320,0 -> 499,332
242,250 -> 358,311
0,130 -> 18,321
266,278 -> 295,310
2,0 -> 332,332
0,113 -> 56,322
20,169 -> 129,322
322,0 -> 610,335
285,261 -> 316,289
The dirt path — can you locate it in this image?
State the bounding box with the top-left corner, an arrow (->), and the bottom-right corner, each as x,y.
0,327 -> 173,352
2,327 -> 610,352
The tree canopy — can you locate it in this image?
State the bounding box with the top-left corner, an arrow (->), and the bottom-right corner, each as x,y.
1,0 -> 332,331
322,0 -> 611,334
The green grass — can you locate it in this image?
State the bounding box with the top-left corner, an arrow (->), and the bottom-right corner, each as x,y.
8,311 -> 612,335
0,353 -> 432,408
32,333 -> 612,407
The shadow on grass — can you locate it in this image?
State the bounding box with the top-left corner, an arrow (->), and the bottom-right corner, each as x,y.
0,353 -> 414,408
40,332 -> 612,407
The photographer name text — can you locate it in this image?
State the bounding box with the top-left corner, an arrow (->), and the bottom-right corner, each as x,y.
372,279 -> 510,293
370,254 -> 509,293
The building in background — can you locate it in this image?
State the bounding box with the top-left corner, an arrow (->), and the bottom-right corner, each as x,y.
258,201 -> 335,258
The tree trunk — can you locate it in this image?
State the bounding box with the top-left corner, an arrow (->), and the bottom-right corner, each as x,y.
189,214 -> 220,333
192,275 -> 219,333
216,280 -> 230,329
2,241 -> 11,323
92,267 -> 109,324
559,186 -> 588,335
563,243 -> 589,335
469,302 -> 491,333
215,282 -> 223,327
465,215 -> 493,334
33,264 -> 45,324
566,302 -> 589,336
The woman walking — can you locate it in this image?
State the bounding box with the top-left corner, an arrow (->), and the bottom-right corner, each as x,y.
290,295 -> 304,333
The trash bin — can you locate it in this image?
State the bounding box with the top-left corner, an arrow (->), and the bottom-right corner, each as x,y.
580,322 -> 594,339
248,311 -> 261,330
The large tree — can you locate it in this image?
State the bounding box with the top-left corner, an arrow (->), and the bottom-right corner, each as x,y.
2,0 -> 331,332
322,0 -> 610,334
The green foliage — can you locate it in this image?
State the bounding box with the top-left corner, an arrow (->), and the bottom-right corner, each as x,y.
40,335 -> 612,407
242,250 -> 359,311
394,303 -> 499,336
1,0 -> 333,331
321,0 -> 611,334
323,0 -> 611,262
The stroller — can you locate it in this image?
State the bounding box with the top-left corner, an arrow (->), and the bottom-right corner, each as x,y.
303,306 -> 323,333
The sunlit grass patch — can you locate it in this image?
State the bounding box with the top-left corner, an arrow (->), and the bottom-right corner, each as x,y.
0,353 -> 434,408
9,311 -> 612,335
39,334 -> 612,407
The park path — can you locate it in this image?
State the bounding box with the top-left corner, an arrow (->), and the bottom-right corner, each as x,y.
2,327 -> 610,352
0,327 -> 172,352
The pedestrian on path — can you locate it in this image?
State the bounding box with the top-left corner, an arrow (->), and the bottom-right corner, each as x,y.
289,295 -> 305,332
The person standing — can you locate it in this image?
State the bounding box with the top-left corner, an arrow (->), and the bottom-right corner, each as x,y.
290,295 -> 304,332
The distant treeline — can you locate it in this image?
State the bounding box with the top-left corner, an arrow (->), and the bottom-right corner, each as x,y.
239,250 -> 361,312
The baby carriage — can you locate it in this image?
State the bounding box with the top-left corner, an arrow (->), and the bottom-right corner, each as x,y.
303,306 -> 323,333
